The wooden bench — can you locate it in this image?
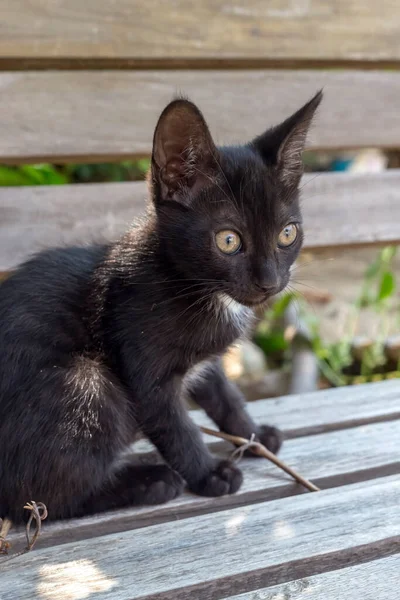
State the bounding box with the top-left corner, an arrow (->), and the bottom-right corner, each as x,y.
1,2 -> 400,597
2,381 -> 400,597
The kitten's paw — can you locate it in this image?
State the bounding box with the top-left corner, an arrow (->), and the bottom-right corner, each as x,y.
255,425 -> 283,455
138,465 -> 185,505
190,460 -> 243,497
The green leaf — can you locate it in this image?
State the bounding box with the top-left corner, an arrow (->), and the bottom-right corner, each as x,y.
253,331 -> 288,355
377,271 -> 395,302
0,165 -> 34,186
0,164 -> 69,186
33,164 -> 69,185
269,292 -> 298,320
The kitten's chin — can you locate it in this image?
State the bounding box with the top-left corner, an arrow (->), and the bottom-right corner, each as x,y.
221,283 -> 288,309
242,297 -> 272,308
238,289 -> 285,308
224,295 -> 270,309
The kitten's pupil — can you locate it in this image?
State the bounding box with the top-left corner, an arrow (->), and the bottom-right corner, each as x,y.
215,230 -> 242,255
278,223 -> 297,247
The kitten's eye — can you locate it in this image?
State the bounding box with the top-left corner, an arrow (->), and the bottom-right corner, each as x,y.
278,224 -> 298,247
215,230 -> 242,255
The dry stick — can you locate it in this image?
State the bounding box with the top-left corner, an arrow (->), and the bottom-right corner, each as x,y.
200,426 -> 320,493
24,501 -> 48,552
0,501 -> 48,561
0,518 -> 12,554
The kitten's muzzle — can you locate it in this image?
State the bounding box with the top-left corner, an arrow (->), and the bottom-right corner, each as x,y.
239,279 -> 285,306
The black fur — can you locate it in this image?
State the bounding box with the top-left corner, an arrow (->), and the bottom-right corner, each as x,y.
0,92 -> 321,524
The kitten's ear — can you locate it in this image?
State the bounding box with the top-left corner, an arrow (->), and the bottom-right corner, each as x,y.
151,98 -> 218,204
252,90 -> 323,189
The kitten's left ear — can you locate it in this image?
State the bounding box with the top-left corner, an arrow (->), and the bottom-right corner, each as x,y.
252,90 -> 323,189
151,98 -> 218,205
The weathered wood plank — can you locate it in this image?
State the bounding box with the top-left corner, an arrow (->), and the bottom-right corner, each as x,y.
191,379 -> 400,440
2,476 -> 400,599
1,1 -> 400,65
0,182 -> 148,271
225,555 -> 400,600
136,378 -> 400,452
8,418 -> 400,551
1,70 -> 400,162
2,170 -> 400,271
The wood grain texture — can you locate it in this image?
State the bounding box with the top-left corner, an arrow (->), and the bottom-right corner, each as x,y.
226,555 -> 400,600
190,379 -> 400,440
7,416 -> 400,552
1,70 -> 400,162
0,182 -> 148,271
2,476 -> 400,599
0,1 -> 400,64
2,170 -> 400,271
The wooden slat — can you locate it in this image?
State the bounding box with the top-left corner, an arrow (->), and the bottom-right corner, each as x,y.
190,379 -> 400,440
1,70 -> 400,162
226,555 -> 400,600
8,416 -> 400,552
1,1 -> 400,66
1,170 -> 400,271
2,476 -> 400,599
0,182 -> 147,272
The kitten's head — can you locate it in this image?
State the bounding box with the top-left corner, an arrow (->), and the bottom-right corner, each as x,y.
150,92 -> 322,307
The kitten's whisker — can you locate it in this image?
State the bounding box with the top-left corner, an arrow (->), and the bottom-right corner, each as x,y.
123,277 -> 225,287
291,257 -> 336,272
192,164 -> 241,218
119,285 -> 222,311
149,286 -> 216,308
180,286 -> 227,332
290,279 -> 329,293
174,289 -> 221,322
299,173 -> 322,191
209,148 -> 241,215
286,284 -> 319,319
176,290 -> 222,330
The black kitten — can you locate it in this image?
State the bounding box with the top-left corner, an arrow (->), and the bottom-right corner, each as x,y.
0,92 -> 321,524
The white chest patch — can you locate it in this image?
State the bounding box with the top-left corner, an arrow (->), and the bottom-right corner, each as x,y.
217,293 -> 253,332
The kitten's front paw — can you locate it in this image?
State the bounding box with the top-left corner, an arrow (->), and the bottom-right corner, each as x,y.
138,465 -> 185,505
190,460 -> 243,497
256,425 -> 283,455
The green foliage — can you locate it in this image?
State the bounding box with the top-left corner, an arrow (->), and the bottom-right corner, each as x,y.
0,164 -> 68,186
378,271 -> 395,302
254,246 -> 399,387
357,246 -> 397,309
66,159 -> 150,184
253,292 -> 298,358
0,159 -> 151,187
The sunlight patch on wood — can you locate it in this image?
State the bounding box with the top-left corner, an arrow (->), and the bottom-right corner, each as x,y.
37,559 -> 117,599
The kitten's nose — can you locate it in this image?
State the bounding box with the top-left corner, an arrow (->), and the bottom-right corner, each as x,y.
253,262 -> 280,296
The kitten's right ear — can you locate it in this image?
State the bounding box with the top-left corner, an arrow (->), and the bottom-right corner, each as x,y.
252,91 -> 322,190
151,98 -> 218,205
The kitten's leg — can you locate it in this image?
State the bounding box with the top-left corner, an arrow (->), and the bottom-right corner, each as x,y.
132,379 -> 243,497
80,464 -> 184,515
186,359 -> 282,453
2,356 -> 143,524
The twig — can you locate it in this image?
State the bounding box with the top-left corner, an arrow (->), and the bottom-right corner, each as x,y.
200,426 -> 320,493
0,501 -> 48,562
0,518 -> 12,554
24,501 -> 48,552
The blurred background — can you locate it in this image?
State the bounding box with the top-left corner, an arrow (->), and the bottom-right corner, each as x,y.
0,1 -> 399,399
